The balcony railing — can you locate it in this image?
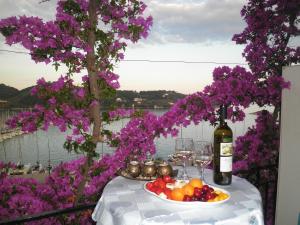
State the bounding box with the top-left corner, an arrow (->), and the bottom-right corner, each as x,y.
0,202 -> 97,225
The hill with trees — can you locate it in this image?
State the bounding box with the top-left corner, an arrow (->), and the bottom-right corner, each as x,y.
0,84 -> 185,109
0,84 -> 19,100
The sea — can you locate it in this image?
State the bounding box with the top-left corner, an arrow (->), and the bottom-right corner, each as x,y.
0,109 -> 256,167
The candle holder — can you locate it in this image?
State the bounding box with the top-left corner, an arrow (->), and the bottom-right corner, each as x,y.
157,161 -> 173,177
142,161 -> 156,178
127,161 -> 141,178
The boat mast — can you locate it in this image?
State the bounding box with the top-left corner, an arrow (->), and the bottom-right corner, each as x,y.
47,135 -> 52,174
35,132 -> 40,168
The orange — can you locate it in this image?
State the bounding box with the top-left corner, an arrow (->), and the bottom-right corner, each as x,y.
171,188 -> 185,201
182,184 -> 194,196
189,178 -> 203,188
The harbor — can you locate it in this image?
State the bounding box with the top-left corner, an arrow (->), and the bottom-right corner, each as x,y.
0,108 -> 31,142
0,128 -> 24,143
0,109 -> 255,181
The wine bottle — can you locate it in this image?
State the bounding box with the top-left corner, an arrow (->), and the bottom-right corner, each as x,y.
213,105 -> 233,185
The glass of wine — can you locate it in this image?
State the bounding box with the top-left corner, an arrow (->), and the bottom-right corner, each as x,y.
194,141 -> 213,182
175,138 -> 194,180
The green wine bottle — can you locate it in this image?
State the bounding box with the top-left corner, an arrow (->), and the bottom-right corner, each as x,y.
213,105 -> 233,185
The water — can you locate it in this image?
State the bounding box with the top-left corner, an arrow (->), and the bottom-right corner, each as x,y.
0,110 -> 256,166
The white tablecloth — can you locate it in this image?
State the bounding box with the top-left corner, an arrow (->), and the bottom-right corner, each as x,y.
92,167 -> 264,225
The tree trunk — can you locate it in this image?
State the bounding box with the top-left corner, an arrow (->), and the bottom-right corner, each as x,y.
74,0 -> 101,205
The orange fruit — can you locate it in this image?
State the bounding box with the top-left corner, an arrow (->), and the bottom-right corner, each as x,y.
182,184 -> 194,196
171,188 -> 185,201
189,178 -> 203,188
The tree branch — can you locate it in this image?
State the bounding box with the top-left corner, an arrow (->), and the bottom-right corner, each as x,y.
74,0 -> 101,205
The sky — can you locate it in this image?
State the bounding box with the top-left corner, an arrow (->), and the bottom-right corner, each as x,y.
0,0 -> 247,94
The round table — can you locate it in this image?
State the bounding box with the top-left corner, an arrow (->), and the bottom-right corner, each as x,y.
92,167 -> 264,225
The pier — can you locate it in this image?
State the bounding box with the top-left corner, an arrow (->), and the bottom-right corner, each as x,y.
0,129 -> 24,143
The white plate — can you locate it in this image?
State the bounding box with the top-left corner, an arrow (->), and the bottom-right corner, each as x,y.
144,182 -> 230,206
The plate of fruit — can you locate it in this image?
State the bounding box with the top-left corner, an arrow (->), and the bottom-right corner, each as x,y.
144,176 -> 230,206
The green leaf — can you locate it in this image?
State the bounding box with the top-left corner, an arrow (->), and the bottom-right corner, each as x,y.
53,62 -> 60,71
102,111 -> 110,122
101,129 -> 112,138
0,26 -> 17,37
110,139 -> 120,147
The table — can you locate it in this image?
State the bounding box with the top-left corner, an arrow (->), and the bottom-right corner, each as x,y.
92,167 -> 264,225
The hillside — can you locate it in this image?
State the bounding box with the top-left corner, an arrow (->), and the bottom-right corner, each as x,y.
0,84 -> 19,100
0,84 -> 185,109
8,86 -> 43,107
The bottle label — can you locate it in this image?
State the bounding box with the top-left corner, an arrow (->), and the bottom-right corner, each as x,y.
220,141 -> 233,172
220,156 -> 232,172
220,142 -> 233,156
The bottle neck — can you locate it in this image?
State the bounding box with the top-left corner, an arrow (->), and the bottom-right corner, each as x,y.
219,105 -> 228,126
219,118 -> 227,126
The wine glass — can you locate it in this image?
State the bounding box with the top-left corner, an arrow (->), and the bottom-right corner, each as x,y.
194,141 -> 213,182
175,138 -> 194,180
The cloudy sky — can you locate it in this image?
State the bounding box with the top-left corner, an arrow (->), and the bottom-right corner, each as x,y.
0,0 -> 247,94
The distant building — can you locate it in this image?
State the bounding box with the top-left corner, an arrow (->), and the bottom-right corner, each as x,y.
0,100 -> 8,108
133,98 -> 143,104
133,98 -> 143,102
154,105 -> 163,109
